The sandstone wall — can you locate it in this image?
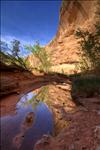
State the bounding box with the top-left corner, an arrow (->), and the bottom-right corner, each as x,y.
46,0 -> 98,65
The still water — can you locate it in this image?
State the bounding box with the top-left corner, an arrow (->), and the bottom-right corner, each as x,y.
0,91 -> 54,150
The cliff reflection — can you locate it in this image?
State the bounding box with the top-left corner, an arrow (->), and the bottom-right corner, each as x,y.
13,112 -> 35,149
0,91 -> 53,150
30,84 -> 75,135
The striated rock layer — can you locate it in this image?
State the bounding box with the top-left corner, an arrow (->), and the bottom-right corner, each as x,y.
46,0 -> 99,65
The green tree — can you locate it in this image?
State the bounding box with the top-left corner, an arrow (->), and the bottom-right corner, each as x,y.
75,23 -> 100,72
26,42 -> 52,73
11,39 -> 31,70
0,40 -> 31,71
11,40 -> 20,57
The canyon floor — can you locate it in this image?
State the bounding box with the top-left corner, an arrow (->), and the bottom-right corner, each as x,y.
0,69 -> 100,150
34,80 -> 100,150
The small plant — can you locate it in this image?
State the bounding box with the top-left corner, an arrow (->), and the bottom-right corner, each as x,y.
61,68 -> 65,74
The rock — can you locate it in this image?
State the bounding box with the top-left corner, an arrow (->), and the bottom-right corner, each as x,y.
94,125 -> 100,140
34,135 -> 53,150
97,111 -> 100,115
96,145 -> 100,150
46,0 -> 98,66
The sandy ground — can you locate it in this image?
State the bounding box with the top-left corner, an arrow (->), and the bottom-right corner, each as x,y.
0,70 -> 100,150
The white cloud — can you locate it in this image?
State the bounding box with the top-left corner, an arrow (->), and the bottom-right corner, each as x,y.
1,35 -> 35,57
1,35 -> 34,46
1,35 -> 48,57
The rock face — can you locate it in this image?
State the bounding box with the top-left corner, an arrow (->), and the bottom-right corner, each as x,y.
0,63 -> 35,97
46,0 -> 98,65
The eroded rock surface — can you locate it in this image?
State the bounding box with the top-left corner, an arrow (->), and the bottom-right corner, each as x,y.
34,93 -> 100,150
29,81 -> 100,150
46,0 -> 99,65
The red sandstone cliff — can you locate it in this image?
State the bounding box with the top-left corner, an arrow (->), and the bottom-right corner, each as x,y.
46,0 -> 99,65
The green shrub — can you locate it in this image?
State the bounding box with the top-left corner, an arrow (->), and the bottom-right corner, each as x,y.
72,76 -> 100,99
75,23 -> 100,72
26,42 -> 52,73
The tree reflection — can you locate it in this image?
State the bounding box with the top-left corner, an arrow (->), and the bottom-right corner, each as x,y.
19,84 -> 70,136
22,85 -> 50,109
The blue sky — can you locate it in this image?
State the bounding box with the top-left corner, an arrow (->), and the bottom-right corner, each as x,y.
1,0 -> 61,47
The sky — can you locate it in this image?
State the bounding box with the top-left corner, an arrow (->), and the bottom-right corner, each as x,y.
1,0 -> 62,47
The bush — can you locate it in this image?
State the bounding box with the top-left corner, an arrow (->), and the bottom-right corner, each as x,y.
26,42 -> 52,73
71,76 -> 100,99
75,23 -> 100,72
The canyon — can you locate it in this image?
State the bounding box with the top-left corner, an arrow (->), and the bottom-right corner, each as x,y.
0,1 -> 100,150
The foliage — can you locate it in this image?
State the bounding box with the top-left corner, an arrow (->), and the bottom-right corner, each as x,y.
23,86 -> 51,108
26,42 -> 52,73
75,23 -> 100,72
11,40 -> 20,57
33,86 -> 49,102
71,76 -> 100,99
96,0 -> 100,20
0,40 -> 31,71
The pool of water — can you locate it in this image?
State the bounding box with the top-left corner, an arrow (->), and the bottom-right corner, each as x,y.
0,91 -> 54,150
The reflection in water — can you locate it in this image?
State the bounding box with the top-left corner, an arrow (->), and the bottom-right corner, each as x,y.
32,84 -> 75,135
0,91 -> 54,150
23,86 -> 50,107
19,84 -> 73,135
13,112 -> 35,149
0,83 -> 74,150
